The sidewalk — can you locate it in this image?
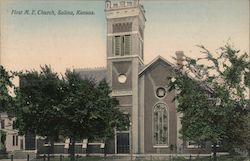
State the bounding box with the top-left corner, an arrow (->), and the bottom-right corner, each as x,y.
0,159 -> 27,161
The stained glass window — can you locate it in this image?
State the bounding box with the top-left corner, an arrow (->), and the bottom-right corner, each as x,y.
153,103 -> 168,146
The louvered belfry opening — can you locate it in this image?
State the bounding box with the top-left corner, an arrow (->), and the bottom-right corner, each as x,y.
112,35 -> 131,56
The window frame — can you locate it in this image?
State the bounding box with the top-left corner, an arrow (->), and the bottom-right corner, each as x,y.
12,134 -> 18,146
112,35 -> 131,56
152,102 -> 169,147
1,120 -> 5,129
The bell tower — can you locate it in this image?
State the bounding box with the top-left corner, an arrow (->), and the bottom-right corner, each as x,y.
105,0 -> 146,154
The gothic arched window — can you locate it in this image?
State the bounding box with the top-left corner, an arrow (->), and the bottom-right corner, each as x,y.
153,103 -> 168,146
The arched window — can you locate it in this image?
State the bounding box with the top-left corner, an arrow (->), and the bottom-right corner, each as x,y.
153,103 -> 168,146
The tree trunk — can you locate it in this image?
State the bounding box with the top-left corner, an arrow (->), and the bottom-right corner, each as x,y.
48,137 -> 54,156
69,138 -> 75,161
212,143 -> 217,161
104,139 -> 107,158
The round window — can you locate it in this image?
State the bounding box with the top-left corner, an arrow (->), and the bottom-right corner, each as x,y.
118,74 -> 127,83
156,87 -> 166,98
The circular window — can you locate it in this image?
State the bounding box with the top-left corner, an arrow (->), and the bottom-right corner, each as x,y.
156,87 -> 166,98
118,74 -> 127,83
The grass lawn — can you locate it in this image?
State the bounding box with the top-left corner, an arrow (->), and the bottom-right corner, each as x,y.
33,157 -> 102,161
168,156 -> 249,161
32,155 -> 249,161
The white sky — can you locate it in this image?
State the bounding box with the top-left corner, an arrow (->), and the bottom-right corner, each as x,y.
1,0 -> 249,74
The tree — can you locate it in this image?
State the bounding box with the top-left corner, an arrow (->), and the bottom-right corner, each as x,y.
169,44 -> 249,160
15,65 -> 63,152
15,67 -> 128,159
240,113 -> 250,156
0,65 -> 15,113
0,65 -> 15,152
59,70 -> 128,161
226,111 -> 250,156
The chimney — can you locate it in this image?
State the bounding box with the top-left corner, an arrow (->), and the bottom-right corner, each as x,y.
175,51 -> 184,67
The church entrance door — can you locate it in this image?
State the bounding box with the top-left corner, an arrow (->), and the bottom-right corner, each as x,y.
116,132 -> 130,154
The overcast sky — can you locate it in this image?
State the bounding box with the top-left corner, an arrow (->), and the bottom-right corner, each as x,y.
1,0 -> 249,74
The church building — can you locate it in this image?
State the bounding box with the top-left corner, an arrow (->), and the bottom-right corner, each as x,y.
75,0 -> 208,155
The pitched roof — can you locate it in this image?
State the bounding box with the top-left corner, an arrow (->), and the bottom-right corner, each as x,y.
74,67 -> 107,83
139,55 -> 175,76
74,56 -> 176,80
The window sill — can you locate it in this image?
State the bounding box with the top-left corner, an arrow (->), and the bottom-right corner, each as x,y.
44,144 -> 51,146
153,145 -> 168,148
187,145 -> 199,148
